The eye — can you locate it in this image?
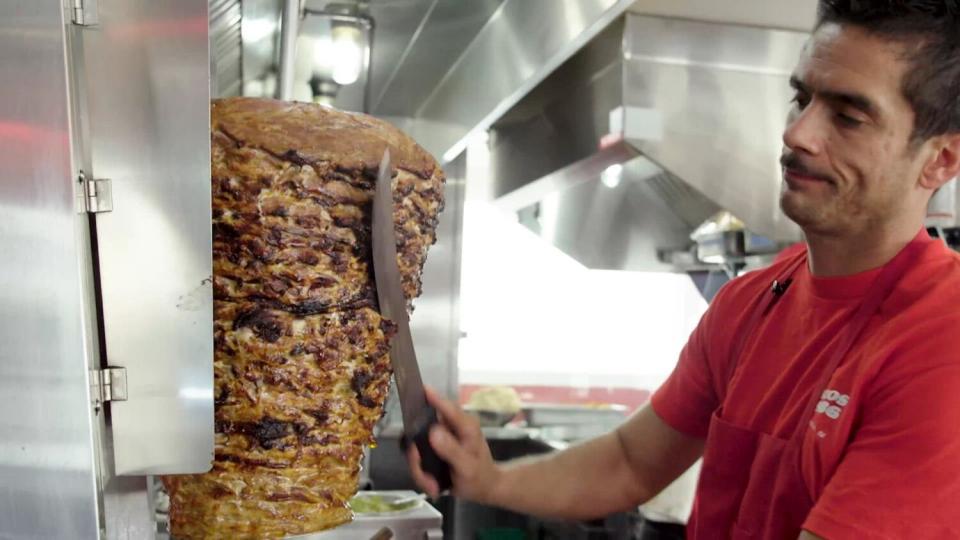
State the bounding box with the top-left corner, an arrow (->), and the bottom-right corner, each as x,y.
790,91 -> 811,110
836,113 -> 864,128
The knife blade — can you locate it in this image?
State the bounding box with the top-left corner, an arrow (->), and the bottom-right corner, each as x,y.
370,149 -> 452,491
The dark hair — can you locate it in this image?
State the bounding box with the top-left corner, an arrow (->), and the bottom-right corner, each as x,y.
817,0 -> 960,142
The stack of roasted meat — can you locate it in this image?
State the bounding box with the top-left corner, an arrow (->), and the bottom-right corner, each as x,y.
162,97 -> 445,539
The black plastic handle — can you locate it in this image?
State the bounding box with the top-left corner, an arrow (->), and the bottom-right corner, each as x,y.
405,406 -> 453,492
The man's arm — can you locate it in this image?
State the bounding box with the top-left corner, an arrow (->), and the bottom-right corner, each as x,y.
407,387 -> 704,521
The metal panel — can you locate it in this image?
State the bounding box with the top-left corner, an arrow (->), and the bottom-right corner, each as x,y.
210,0 -> 243,97
622,15 -> 809,241
82,0 -> 214,474
628,0 -> 818,32
486,16 -> 626,199
414,0 -> 635,160
0,1 -> 102,538
623,14 -> 803,75
369,0 -> 507,116
495,142 -> 641,212
102,476 -> 154,540
363,0 -> 439,112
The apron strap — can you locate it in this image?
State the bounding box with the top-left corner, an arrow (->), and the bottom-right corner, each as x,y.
790,239 -> 930,441
727,254 -> 807,378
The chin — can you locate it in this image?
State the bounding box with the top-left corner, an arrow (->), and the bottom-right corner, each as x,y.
780,192 -> 817,229
781,196 -> 843,236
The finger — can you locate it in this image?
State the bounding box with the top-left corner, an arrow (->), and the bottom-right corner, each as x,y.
424,386 -> 480,444
429,424 -> 473,473
424,386 -> 460,424
407,445 -> 439,498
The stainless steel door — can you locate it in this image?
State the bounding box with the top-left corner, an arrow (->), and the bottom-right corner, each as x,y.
81,0 -> 215,475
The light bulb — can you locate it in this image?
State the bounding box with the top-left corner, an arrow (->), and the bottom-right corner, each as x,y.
312,35 -> 336,79
330,24 -> 364,85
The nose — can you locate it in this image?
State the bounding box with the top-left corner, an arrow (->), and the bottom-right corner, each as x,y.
782,105 -> 824,157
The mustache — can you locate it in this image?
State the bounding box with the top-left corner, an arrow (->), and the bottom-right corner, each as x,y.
780,154 -> 835,184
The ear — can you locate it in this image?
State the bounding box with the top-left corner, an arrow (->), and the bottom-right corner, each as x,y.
920,133 -> 960,190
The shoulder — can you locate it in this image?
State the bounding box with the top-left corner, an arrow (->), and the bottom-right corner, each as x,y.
912,244 -> 960,299
886,244 -> 960,327
871,246 -> 960,390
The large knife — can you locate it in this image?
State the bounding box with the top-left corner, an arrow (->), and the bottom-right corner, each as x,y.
370,149 -> 452,491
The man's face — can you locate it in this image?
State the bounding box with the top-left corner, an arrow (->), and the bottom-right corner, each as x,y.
780,23 -> 928,236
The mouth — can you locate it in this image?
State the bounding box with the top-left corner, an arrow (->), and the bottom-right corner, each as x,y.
783,167 -> 832,185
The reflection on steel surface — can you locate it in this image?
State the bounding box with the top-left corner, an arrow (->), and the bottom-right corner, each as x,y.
412,0 -> 635,159
0,1 -> 100,538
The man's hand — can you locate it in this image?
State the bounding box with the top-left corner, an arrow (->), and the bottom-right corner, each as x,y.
406,386 -> 501,502
405,388 -> 705,521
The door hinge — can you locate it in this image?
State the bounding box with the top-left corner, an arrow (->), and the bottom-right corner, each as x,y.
80,171 -> 113,213
92,367 -> 128,413
71,0 -> 99,26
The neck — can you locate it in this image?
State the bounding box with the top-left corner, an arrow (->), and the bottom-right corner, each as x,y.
804,220 -> 923,277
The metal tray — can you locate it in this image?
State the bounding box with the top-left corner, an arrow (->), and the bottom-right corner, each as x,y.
296,491 -> 442,540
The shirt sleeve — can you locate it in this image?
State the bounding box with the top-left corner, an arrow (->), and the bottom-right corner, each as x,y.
650,284 -> 734,439
803,351 -> 960,539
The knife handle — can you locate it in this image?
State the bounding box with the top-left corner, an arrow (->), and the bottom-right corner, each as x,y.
408,406 -> 453,493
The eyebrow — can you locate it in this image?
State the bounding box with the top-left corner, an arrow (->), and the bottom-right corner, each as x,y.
789,76 -> 880,118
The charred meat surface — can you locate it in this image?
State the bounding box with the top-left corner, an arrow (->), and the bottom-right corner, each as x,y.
161,98 -> 445,540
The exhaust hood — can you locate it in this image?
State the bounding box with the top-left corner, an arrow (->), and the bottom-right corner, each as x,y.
488,14 -> 810,272
496,141 -> 722,272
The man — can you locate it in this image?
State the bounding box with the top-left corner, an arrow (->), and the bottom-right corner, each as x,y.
407,1 -> 960,538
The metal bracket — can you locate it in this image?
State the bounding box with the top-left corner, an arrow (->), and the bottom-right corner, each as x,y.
92,367 -> 128,414
80,171 -> 113,213
71,0 -> 99,26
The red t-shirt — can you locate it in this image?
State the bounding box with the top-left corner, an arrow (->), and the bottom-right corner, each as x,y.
652,232 -> 960,539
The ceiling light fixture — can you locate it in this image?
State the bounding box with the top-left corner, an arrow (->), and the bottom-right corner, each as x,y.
301,5 -> 373,108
